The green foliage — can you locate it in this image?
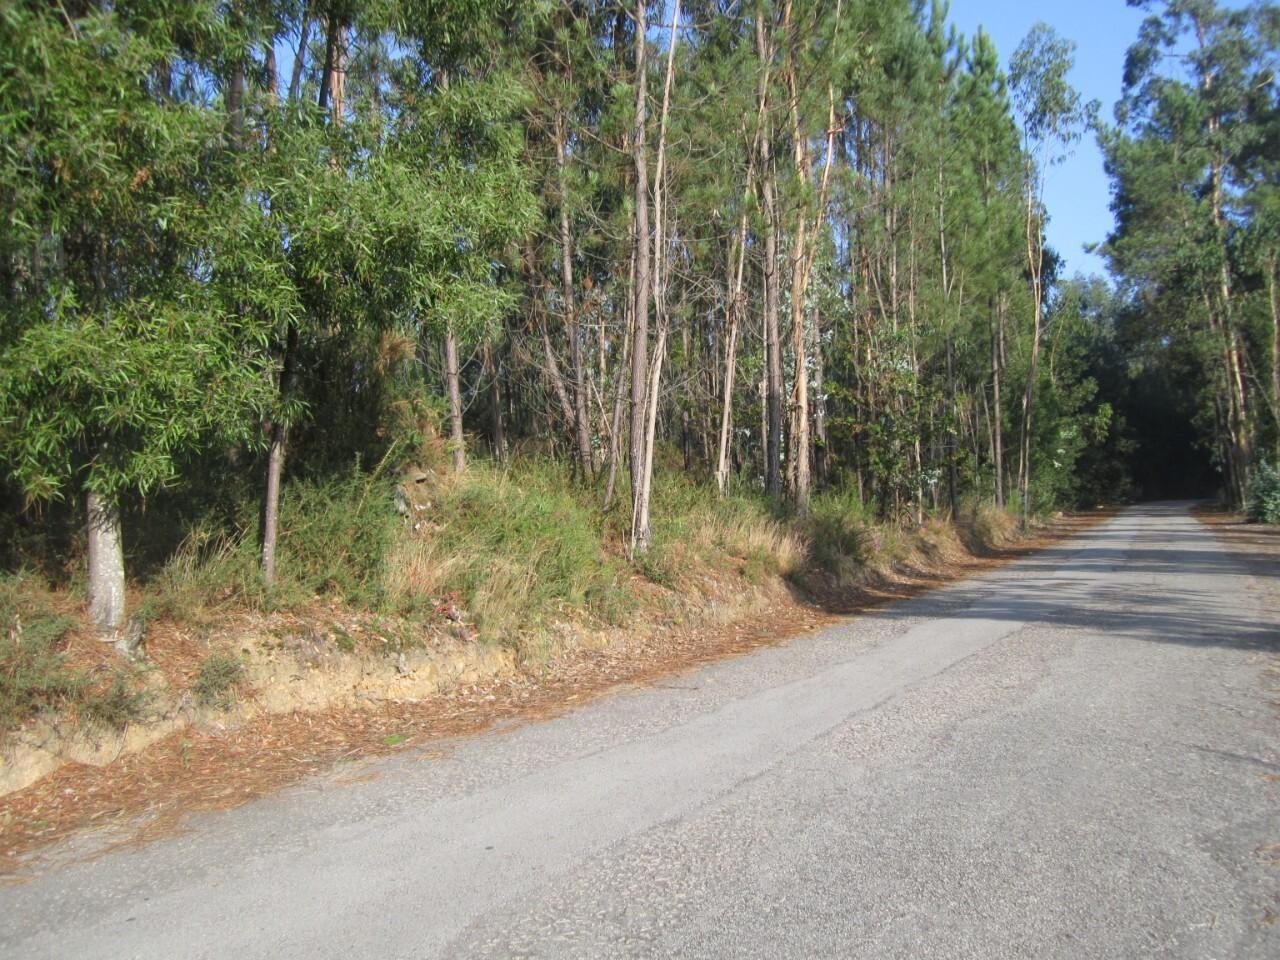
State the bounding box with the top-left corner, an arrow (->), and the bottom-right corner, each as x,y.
0,0 -> 1219,660
799,488 -> 876,585
421,463 -> 627,637
1246,462 -> 1280,525
1101,0 -> 1278,505
193,654 -> 245,710
152,470 -> 403,614
274,474 -> 403,606
0,3 -> 276,504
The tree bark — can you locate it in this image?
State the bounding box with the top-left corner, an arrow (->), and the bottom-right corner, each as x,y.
318,15 -> 347,123
716,44 -> 772,495
554,114 -> 594,477
758,12 -> 783,501
602,299 -> 633,512
445,328 -> 466,474
289,14 -> 312,104
629,0 -> 680,553
1018,178 -> 1044,529
86,489 -> 125,636
1268,253 -> 1280,453
991,293 -> 1005,507
483,342 -> 507,465
260,323 -> 296,585
628,0 -> 652,553
783,11 -> 810,512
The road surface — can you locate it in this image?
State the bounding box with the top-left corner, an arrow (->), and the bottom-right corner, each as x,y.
2,503 -> 1277,958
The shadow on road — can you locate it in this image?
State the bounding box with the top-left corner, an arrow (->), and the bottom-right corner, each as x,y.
861,503 -> 1280,655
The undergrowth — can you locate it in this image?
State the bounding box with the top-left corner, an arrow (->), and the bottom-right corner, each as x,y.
1247,461 -> 1280,525
0,574 -> 147,733
193,654 -> 245,709
3,455 -> 1031,719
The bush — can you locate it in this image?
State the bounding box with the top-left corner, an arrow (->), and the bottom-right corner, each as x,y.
80,675 -> 151,728
384,461 -> 628,641
153,469 -> 402,615
1246,461 -> 1280,524
799,487 -> 875,584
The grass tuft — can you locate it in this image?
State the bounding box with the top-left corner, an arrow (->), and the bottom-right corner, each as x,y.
0,575 -> 82,732
193,654 -> 245,709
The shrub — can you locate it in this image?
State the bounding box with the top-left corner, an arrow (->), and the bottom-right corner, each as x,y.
384,461 -> 627,641
969,500 -> 1019,549
80,675 -> 151,729
0,576 -> 83,731
0,574 -> 147,732
1246,461 -> 1280,525
193,654 -> 245,709
152,470 -> 402,614
799,487 -> 875,584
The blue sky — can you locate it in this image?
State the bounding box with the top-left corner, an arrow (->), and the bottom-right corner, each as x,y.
945,0 -> 1153,280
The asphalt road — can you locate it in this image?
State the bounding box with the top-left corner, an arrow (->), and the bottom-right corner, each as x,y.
2,503 -> 1277,959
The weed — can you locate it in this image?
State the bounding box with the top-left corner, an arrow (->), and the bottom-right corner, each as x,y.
635,547 -> 677,587
799,488 -> 874,585
0,573 -> 84,731
79,675 -> 150,729
193,654 -> 245,709
332,624 -> 357,654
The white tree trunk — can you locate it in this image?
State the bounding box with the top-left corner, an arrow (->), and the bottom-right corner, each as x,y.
86,490 -> 125,636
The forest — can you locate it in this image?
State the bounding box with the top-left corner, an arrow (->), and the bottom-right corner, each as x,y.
0,0 -> 1277,672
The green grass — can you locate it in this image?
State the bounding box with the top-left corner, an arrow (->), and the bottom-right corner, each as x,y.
151,470 -> 403,617
193,653 -> 245,709
385,461 -> 631,644
795,487 -> 876,585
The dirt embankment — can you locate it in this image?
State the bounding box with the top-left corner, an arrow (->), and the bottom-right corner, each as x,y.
0,511 -> 1110,877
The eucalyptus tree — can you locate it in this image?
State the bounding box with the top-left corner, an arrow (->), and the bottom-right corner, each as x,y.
0,2 -> 277,633
1009,23 -> 1095,524
952,27 -> 1023,504
1103,0 -> 1278,503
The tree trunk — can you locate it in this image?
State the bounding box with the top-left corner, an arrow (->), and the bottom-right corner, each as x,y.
555,113 -> 594,477
288,15 -> 312,104
756,12 -> 783,501
86,489 -> 125,636
716,41 -> 771,496
260,321 -> 297,585
318,16 -> 347,123
1268,253 -> 1280,453
483,341 -> 507,465
629,0 -> 679,555
762,179 -> 783,502
539,314 -> 578,436
628,0 -> 652,553
445,328 -> 466,474
1018,182 -> 1044,528
715,287 -> 741,495
603,316 -> 632,512
604,251 -> 636,511
991,294 -> 1005,507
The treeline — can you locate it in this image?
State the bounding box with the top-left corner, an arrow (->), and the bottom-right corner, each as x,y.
1102,0 -> 1279,507
0,0 -> 1149,634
